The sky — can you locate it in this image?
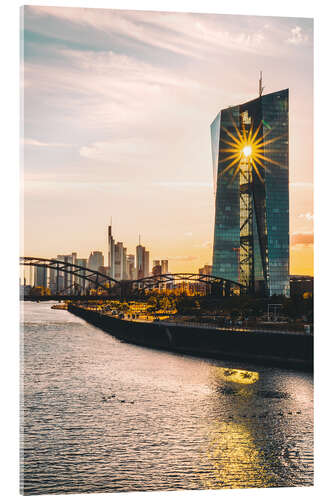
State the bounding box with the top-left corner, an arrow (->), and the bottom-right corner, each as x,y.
22,5 -> 313,275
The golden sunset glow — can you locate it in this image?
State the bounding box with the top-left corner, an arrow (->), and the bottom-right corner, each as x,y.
219,116 -> 285,184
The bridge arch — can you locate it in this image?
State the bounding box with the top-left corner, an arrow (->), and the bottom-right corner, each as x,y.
20,257 -> 119,293
130,272 -> 245,296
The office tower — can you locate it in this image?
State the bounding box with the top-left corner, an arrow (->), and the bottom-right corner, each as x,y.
107,222 -> 128,280
108,222 -> 115,279
34,265 -> 47,288
199,265 -> 213,276
88,251 -> 104,272
126,254 -> 135,280
114,242 -> 125,280
71,252 -> 78,288
161,260 -> 168,274
54,253 -> 77,294
122,247 -> 127,280
55,254 -> 65,291
136,244 -> 145,279
144,250 -> 150,277
49,262 -> 57,293
211,86 -> 290,296
152,262 -> 162,276
76,257 -> 88,293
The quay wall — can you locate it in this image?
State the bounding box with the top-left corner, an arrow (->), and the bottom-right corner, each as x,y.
68,304 -> 313,371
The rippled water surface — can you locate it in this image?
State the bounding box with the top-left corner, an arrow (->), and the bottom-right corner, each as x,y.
21,302 -> 313,495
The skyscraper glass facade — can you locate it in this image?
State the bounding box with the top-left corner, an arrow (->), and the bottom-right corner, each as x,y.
211,89 -> 290,297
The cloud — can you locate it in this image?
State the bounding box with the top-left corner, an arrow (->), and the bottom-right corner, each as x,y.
79,138 -> 155,162
291,232 -> 313,246
287,26 -> 308,45
27,6 -> 269,60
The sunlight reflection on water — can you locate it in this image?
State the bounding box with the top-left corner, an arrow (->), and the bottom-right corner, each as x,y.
21,302 -> 313,495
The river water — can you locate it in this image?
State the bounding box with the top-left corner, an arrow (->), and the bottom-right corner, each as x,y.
21,301 -> 313,495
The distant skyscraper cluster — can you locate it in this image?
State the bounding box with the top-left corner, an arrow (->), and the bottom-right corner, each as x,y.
29,221 -> 170,294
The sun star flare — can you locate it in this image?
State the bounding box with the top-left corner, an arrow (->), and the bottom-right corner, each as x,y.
219,115 -> 285,184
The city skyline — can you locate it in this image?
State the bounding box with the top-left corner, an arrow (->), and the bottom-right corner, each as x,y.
22,6 -> 313,275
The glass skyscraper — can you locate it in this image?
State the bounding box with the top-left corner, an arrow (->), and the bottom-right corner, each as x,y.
211,89 -> 290,297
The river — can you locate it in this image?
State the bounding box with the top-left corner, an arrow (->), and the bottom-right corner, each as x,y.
21,301 -> 313,495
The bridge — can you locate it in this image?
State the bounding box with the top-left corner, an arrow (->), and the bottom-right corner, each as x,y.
131,272 -> 244,296
21,257 -> 119,294
20,257 -> 246,299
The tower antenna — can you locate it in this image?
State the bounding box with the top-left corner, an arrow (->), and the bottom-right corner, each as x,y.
139,233 -> 141,246
259,71 -> 264,97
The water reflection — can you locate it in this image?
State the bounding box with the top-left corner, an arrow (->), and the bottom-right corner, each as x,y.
212,366 -> 259,385
200,363 -> 313,489
204,420 -> 272,489
22,303 -> 313,494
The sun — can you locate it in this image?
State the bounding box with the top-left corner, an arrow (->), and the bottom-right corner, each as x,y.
219,112 -> 285,184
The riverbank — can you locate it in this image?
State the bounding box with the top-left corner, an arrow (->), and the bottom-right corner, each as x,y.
68,304 -> 313,371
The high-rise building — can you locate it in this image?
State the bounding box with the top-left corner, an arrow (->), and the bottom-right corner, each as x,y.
199,265 -> 213,276
88,251 -> 104,272
114,242 -> 126,280
161,260 -> 168,274
152,262 -> 162,276
122,247 -> 127,280
136,238 -> 150,279
144,250 -> 150,277
211,87 -> 290,296
34,266 -> 47,288
76,257 -> 88,293
54,253 -> 77,293
108,223 -> 115,279
136,244 -> 145,279
49,261 -> 57,293
126,254 -> 135,280
107,222 -> 128,280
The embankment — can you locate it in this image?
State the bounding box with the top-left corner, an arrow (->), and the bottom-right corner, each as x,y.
68,304 -> 313,371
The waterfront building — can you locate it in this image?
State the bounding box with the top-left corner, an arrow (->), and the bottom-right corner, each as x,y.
211,87 -> 290,296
